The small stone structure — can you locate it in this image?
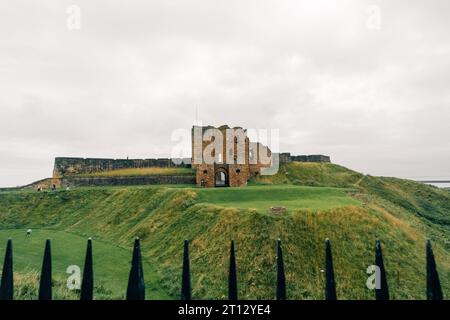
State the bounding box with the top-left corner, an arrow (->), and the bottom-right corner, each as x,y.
269,206 -> 287,214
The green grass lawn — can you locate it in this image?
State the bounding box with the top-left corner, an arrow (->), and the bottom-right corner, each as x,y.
0,229 -> 171,300
195,185 -> 359,211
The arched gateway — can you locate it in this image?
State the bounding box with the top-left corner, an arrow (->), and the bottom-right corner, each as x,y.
214,167 -> 229,187
192,124 -> 273,188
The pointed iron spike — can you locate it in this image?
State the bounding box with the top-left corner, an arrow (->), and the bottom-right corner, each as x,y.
126,237 -> 145,300
426,240 -> 443,300
181,239 -> 191,300
0,239 -> 14,300
325,239 -> 337,300
374,240 -> 389,300
80,238 -> 94,300
228,240 -> 238,300
38,239 -> 52,300
276,239 -> 286,300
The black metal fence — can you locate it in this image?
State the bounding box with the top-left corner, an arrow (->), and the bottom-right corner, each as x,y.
0,237 -> 444,300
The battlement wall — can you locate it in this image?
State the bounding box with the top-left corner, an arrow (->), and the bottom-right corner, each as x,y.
278,153 -> 331,163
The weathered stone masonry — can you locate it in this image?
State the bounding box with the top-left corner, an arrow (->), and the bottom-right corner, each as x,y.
53,157 -> 191,177
191,125 -> 273,187
57,175 -> 195,188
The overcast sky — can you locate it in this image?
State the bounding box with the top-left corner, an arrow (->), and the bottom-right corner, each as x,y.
1,0 -> 449,187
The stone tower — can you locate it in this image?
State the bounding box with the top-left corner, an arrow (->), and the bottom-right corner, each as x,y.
191,125 -> 272,187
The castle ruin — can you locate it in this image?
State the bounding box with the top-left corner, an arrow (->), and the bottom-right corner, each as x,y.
51,125 -> 331,188
191,125 -> 273,187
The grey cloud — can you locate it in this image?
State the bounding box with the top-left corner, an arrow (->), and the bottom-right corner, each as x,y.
0,0 -> 449,186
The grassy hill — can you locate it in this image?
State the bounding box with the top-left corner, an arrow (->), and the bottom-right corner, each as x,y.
0,162 -> 448,300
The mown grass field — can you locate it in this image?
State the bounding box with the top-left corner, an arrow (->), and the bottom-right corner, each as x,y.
0,162 -> 448,300
195,185 -> 359,211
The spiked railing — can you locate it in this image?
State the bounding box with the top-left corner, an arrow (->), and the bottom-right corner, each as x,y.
0,238 -> 444,300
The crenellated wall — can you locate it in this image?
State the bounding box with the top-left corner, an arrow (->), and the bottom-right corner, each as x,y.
278,153 -> 331,163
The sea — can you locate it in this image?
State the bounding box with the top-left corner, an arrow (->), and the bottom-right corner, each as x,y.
394,175 -> 449,189
426,182 -> 450,189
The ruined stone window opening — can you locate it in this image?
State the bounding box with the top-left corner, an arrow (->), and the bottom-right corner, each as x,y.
236,169 -> 241,174
249,150 -> 254,161
203,170 -> 207,174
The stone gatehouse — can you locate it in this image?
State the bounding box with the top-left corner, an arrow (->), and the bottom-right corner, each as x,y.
191,125 -> 273,188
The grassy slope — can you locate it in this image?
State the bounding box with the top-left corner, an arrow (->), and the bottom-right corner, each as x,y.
0,163 -> 448,299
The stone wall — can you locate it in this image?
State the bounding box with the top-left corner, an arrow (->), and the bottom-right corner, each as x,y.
0,177 -> 53,192
57,175 -> 196,187
278,153 -> 331,163
53,157 -> 191,177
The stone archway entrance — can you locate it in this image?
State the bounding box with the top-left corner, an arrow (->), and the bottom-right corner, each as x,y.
215,167 -> 229,187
